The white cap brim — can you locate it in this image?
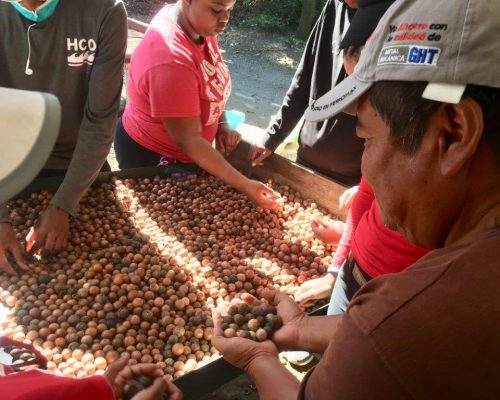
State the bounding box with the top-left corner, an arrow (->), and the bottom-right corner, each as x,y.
304,75 -> 372,122
422,82 -> 466,104
0,88 -> 61,203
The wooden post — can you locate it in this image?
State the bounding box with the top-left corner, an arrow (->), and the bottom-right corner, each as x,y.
297,0 -> 316,39
127,18 -> 149,34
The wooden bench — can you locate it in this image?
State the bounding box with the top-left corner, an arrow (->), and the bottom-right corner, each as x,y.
126,18 -> 149,65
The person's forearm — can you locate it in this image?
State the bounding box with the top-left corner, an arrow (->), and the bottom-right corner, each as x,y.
180,136 -> 250,193
52,2 -> 127,215
263,26 -> 317,152
51,123 -> 115,216
264,0 -> 334,152
294,314 -> 342,353
246,356 -> 300,400
263,60 -> 310,152
330,209 -> 354,269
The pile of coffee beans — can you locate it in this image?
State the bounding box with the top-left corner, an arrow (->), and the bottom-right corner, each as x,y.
0,173 -> 337,379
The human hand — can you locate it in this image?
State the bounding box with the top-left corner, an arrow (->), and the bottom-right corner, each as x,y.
236,290 -> 307,352
25,205 -> 70,257
216,127 -> 242,156
0,222 -> 29,275
248,143 -> 272,167
338,185 -> 359,210
104,354 -> 182,400
294,274 -> 336,307
310,218 -> 344,245
243,180 -> 282,210
212,303 -> 279,372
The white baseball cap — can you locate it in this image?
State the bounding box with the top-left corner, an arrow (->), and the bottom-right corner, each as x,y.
305,0 -> 500,121
0,87 -> 61,203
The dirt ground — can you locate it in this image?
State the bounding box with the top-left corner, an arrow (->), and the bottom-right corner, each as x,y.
217,26 -> 303,129
119,4 -> 311,398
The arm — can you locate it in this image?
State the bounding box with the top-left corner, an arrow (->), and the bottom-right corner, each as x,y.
329,208 -> 354,270
212,294 -> 342,400
261,290 -> 343,354
0,354 -> 177,400
262,1 -> 336,151
248,0 -> 339,169
292,314 -> 342,353
329,178 -> 375,269
261,51 -> 312,152
211,306 -> 300,400
50,3 -> 128,216
249,45 -> 316,166
25,4 -> 127,256
106,354 -> 182,400
164,116 -> 249,191
0,204 -> 29,274
163,117 -> 279,209
246,356 -> 300,400
296,180 -> 370,304
251,0 -> 342,167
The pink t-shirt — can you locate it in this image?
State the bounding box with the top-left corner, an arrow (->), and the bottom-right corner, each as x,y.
122,5 -> 231,163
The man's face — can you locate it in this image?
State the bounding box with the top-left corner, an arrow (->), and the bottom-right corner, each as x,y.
186,0 -> 236,37
355,94 -> 442,246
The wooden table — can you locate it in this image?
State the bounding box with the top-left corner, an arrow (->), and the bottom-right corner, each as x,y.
13,141 -> 346,399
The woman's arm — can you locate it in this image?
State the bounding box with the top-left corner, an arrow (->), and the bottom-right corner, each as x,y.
26,3 -> 128,256
330,177 -> 376,269
163,116 -> 280,209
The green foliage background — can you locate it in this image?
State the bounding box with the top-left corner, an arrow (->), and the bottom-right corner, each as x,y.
123,0 -> 328,35
232,0 -> 327,33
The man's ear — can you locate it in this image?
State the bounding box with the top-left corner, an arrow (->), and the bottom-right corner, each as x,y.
436,97 -> 484,177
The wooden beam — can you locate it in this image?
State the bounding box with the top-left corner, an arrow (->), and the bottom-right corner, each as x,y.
126,19 -> 149,65
127,17 -> 149,34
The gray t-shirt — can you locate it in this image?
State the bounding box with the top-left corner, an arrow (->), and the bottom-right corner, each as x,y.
0,0 -> 127,220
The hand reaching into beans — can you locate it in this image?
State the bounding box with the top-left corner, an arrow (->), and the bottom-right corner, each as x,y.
311,218 -> 344,245
243,180 -> 282,210
104,354 -> 182,400
0,222 -> 29,275
25,205 -> 70,257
